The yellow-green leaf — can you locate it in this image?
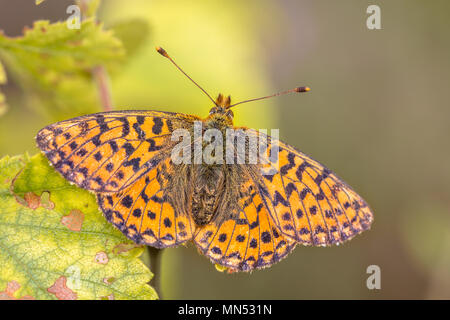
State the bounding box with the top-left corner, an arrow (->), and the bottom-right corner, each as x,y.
0,19 -> 125,120
0,154 -> 157,300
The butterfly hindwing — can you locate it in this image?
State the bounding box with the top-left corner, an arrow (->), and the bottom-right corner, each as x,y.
244,129 -> 374,246
36,111 -> 200,193
194,177 -> 296,271
97,157 -> 195,248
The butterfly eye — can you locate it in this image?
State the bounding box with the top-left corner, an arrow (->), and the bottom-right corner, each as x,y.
226,110 -> 234,119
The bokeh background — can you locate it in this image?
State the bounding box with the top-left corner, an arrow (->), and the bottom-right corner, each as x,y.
0,0 -> 449,299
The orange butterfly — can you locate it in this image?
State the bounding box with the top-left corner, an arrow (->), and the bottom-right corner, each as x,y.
36,47 -> 373,272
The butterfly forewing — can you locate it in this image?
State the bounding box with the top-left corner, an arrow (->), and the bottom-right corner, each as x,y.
36,111 -> 199,193
244,129 -> 373,246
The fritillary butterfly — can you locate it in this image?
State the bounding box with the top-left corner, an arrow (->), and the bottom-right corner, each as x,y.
36,47 -> 373,272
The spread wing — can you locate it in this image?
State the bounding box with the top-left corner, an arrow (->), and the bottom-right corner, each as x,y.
36,110 -> 199,193
240,128 -> 373,247
97,157 -> 196,248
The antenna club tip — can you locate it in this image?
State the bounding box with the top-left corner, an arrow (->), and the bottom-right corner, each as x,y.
156,46 -> 169,57
295,86 -> 311,93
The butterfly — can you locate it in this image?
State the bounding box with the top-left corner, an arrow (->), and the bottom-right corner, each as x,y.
36,47 -> 373,272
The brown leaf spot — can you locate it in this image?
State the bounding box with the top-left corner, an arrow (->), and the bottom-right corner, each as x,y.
24,192 -> 41,210
61,209 -> 84,232
47,276 -> 77,300
0,281 -> 34,300
103,277 -> 116,285
94,251 -> 109,264
112,243 -> 141,255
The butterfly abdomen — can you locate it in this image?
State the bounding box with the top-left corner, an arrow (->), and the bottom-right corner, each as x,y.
191,165 -> 225,226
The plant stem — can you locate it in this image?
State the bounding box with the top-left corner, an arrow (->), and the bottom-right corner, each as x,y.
147,246 -> 164,299
92,65 -> 113,112
77,0 -> 113,112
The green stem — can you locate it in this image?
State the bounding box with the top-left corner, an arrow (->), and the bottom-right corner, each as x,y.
147,246 -> 163,299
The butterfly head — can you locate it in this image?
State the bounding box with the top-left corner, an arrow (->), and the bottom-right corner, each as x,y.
207,93 -> 234,125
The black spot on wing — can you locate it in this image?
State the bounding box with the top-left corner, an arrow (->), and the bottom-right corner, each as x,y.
152,118 -> 163,134
273,191 -> 290,207
133,122 -> 146,140
121,195 -> 133,208
280,152 -> 296,175
119,117 -> 130,137
123,157 -> 141,173
296,162 -> 308,180
137,115 -> 145,125
147,138 -> 163,152
122,143 -> 135,157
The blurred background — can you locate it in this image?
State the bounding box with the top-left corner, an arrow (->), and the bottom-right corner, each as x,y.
0,0 -> 449,299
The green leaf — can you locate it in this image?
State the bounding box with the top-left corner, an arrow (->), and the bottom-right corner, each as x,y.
0,154 -> 157,300
0,19 -> 125,120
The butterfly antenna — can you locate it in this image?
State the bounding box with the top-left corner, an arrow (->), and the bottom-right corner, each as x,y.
156,46 -> 218,106
228,86 -> 310,109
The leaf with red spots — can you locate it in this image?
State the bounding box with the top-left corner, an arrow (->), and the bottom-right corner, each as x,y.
0,281 -> 34,300
61,209 -> 84,232
47,277 -> 77,300
0,154 -> 157,300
